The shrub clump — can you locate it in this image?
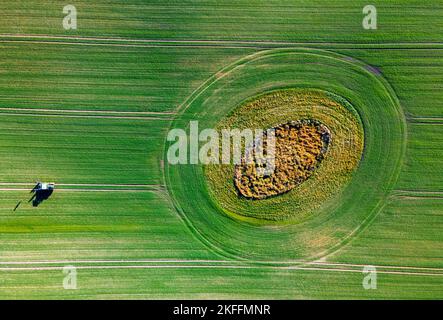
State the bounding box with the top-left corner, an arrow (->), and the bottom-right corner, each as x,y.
234,120 -> 331,199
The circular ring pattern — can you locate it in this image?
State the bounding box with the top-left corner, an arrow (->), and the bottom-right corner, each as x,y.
164,49 -> 406,261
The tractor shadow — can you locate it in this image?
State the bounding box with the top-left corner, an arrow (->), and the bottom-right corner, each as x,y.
28,183 -> 54,207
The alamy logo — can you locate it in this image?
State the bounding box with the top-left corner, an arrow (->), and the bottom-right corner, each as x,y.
362,265 -> 377,290
63,265 -> 77,290
63,5 -> 77,30
167,121 -> 276,175
362,5 -> 377,30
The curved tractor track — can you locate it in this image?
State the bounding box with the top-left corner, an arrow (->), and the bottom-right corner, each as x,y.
164,48 -> 406,262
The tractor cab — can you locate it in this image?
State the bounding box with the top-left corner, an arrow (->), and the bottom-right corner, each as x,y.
36,182 -> 55,191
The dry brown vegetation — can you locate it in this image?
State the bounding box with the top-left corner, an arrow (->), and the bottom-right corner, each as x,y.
234,120 -> 331,199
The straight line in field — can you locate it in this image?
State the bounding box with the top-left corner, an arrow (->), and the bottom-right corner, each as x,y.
0,188 -> 162,193
0,111 -> 173,121
0,183 -> 162,187
0,183 -> 164,193
392,190 -> 443,199
284,267 -> 443,277
408,117 -> 443,125
2,40 -> 442,50
0,264 -> 442,277
0,259 -> 441,274
0,188 -> 156,192
395,196 -> 443,200
306,261 -> 443,272
2,34 -> 443,47
0,259 -> 233,265
0,40 -> 262,50
0,107 -> 175,116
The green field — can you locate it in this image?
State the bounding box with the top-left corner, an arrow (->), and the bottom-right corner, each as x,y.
0,1 -> 442,299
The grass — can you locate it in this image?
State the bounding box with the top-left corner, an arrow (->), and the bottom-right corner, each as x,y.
0,1 -> 441,299
1,267 -> 442,299
335,49 -> 443,118
0,114 -> 166,184
0,43 -> 252,112
329,196 -> 443,268
0,190 -> 218,262
1,1 -> 442,42
396,123 -> 443,191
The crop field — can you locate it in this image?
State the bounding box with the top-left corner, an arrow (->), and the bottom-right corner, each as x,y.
0,1 -> 442,300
